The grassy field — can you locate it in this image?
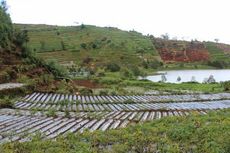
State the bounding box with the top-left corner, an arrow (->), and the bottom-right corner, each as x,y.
15,24 -> 230,72
1,109 -> 229,153
205,42 -> 230,62
15,24 -> 159,67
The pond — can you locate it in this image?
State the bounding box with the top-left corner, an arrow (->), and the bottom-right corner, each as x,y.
146,69 -> 230,83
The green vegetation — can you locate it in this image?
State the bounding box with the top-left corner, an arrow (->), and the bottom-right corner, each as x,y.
14,24 -> 160,71
0,96 -> 14,108
46,108 -> 57,117
222,81 -> 230,91
0,1 -> 13,49
205,42 -> 230,68
1,109 -> 230,153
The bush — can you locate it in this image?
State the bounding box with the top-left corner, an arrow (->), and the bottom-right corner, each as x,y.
99,90 -> 109,96
46,109 -> 57,117
0,96 -> 14,108
207,60 -> 227,69
130,66 -> 141,77
46,59 -> 67,78
222,81 -> 230,91
0,1 -> 13,49
79,88 -> 93,95
23,50 -> 67,78
142,60 -> 163,69
41,74 -> 54,84
120,68 -> 133,79
106,63 -> 120,72
80,43 -> 87,49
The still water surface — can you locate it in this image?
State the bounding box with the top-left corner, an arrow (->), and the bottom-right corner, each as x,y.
147,69 -> 230,83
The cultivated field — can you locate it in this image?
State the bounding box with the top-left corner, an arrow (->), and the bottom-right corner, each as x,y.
1,92 -> 230,144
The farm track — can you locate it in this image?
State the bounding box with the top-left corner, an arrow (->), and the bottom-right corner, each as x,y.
0,83 -> 24,91
1,92 -> 230,144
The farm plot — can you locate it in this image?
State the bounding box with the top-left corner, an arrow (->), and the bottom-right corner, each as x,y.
21,92 -> 230,104
0,108 -> 209,144
15,92 -> 230,112
1,92 -> 230,143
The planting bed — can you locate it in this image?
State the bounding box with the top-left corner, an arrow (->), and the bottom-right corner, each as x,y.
1,92 -> 230,143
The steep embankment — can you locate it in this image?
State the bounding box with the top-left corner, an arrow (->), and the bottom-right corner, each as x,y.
152,39 -> 209,62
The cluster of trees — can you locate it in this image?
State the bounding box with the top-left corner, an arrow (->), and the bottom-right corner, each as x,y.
0,0 -> 29,51
207,60 -> 229,69
0,0 -> 13,49
0,1 -> 67,79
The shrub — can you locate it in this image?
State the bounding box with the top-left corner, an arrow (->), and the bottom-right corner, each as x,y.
130,66 -> 141,77
80,24 -> 86,29
207,60 -> 227,69
222,81 -> 230,91
120,68 -> 133,79
46,109 -> 57,117
46,59 -> 67,78
41,74 -> 54,84
0,1 -> 13,49
106,63 -> 120,72
79,88 -> 93,95
23,50 -> 67,78
80,43 -> 87,49
99,90 -> 109,96
0,96 -> 14,108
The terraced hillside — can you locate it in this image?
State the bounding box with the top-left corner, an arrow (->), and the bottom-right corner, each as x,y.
1,92 -> 230,144
15,24 -> 230,70
205,42 -> 230,62
15,24 -> 159,67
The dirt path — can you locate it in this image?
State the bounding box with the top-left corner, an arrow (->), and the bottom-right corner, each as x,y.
0,83 -> 24,91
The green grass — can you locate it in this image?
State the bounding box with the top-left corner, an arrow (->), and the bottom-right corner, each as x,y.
15,24 -> 159,68
205,42 -> 230,62
89,74 -> 225,95
1,109 -> 230,153
0,96 -> 15,109
122,80 -> 223,93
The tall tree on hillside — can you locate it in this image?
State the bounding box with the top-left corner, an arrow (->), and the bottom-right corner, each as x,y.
161,33 -> 169,40
0,0 -> 13,49
214,38 -> 219,43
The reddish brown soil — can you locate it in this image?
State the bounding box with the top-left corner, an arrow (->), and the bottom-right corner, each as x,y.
73,80 -> 102,89
153,39 -> 210,62
26,68 -> 47,78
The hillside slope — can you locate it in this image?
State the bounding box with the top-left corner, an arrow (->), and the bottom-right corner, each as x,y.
15,24 -> 230,69
15,24 -> 159,68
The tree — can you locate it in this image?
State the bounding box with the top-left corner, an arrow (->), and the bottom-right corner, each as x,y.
13,29 -> 29,46
1,0 -> 7,11
214,38 -> 219,43
177,76 -> 181,82
0,0 -> 13,49
161,74 -> 167,82
40,41 -> 46,51
80,24 -> 86,29
161,33 -> 169,40
106,63 -> 120,72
